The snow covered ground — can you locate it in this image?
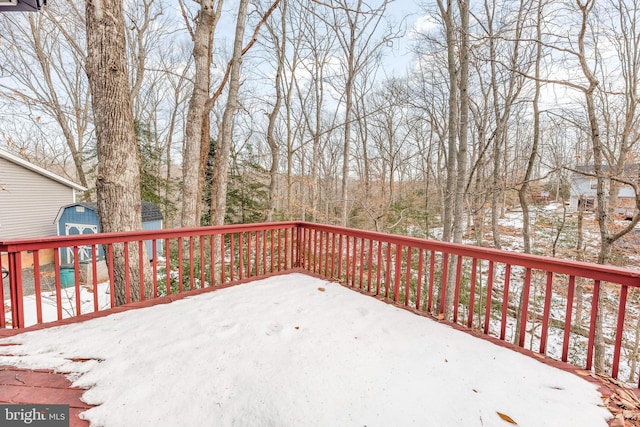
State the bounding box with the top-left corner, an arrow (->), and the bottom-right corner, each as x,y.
0,273 -> 611,427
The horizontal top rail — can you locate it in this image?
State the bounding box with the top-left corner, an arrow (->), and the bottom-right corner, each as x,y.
299,222 -> 640,287
0,221 -> 299,252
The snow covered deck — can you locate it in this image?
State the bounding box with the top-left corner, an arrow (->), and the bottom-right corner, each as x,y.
0,273 -> 612,426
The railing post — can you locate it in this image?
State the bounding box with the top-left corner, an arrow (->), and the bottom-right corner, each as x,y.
8,251 -> 24,329
295,225 -> 302,268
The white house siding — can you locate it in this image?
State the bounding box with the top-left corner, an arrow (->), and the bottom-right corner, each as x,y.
0,157 -> 78,240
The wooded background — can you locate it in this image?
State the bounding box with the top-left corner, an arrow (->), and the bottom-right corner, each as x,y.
1,0 -> 639,264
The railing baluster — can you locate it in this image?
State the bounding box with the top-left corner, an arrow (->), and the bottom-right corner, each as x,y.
351,236 -> 358,287
440,253 -> 449,316
367,239 -> 374,293
247,232 -> 252,278
200,236 -> 205,288
428,251 -> 435,313
586,280 -> 601,371
416,249 -> 424,311
562,276 -> 576,362
220,233 -> 226,284
453,255 -> 463,323
345,236 -> 351,286
483,261 -> 494,335
318,231 -> 324,276
93,245 -> 100,310
33,251 -> 42,325
359,237 -> 366,290
612,285 -> 628,379
518,268 -> 532,348
262,230 -> 267,275
165,238 -> 171,295
106,244 -> 115,307
404,247 -> 412,307
177,237 -> 183,293
540,272 -> 554,354
384,242 -> 392,300
188,236 -> 194,290
138,241 -> 145,299
124,243 -> 131,304
74,246 -> 81,314
230,233 -> 235,282
152,239 -> 158,300
376,241 -> 382,296
499,264 -> 511,341
393,244 -> 402,303
467,258 -> 478,328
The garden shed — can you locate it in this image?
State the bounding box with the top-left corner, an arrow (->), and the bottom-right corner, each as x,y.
55,201 -> 163,265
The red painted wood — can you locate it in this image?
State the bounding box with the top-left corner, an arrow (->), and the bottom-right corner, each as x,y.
453,255 -> 463,323
152,239 -> 158,300
359,237 -> 366,290
124,243 -> 131,304
54,247 -> 63,321
138,241 -> 145,299
262,230 -> 268,275
540,271 -> 553,354
33,251 -> 42,325
376,241 -> 382,296
199,236 -> 205,288
416,249 -> 424,311
177,237 -> 183,293
367,239 -> 373,293
405,247 -> 412,306
384,243 -> 392,300
467,258 -> 477,328
428,251 -> 435,312
499,264 -> 511,341
337,234 -> 343,280
562,276 -> 576,362
393,244 -> 402,303
612,285 -> 628,379
188,237 -> 194,290
440,253 -> 449,316
230,233 -> 235,282
351,236 -> 358,288
165,238 -> 171,295
518,268 -> 532,348
93,245 -> 100,309
484,261 -> 494,335
586,280 -> 601,371
4,221 -> 640,387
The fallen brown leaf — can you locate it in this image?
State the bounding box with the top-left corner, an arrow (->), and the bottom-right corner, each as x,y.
496,412 -> 517,425
317,287 -> 325,292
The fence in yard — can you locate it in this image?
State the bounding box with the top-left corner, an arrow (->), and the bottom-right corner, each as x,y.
2,221 -> 640,386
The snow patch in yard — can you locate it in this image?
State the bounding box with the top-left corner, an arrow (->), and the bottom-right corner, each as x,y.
0,273 -> 610,427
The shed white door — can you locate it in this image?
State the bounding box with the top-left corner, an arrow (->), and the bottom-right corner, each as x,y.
65,223 -> 98,262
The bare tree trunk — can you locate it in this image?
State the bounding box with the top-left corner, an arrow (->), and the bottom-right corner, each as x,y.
181,0 -> 220,227
265,2 -> 286,222
85,0 -> 152,304
515,0 -> 541,345
210,0 -> 249,225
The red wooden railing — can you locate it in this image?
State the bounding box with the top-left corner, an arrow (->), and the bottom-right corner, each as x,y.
2,221 -> 640,386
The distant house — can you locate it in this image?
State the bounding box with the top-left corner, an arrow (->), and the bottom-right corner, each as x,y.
0,148 -> 86,241
568,165 -> 638,218
55,201 -> 164,264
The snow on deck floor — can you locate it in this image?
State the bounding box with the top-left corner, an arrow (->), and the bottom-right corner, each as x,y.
0,273 -> 610,427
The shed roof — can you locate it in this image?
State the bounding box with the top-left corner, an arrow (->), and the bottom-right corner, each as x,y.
55,201 -> 163,224
0,0 -> 45,12
0,148 -> 86,192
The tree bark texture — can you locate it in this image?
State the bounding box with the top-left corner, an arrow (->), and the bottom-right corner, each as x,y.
85,0 -> 152,305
